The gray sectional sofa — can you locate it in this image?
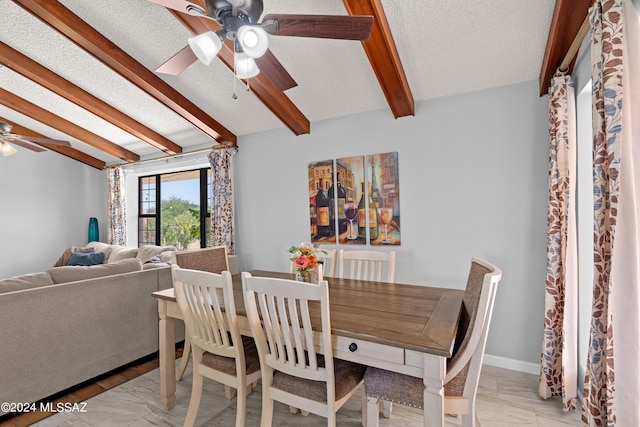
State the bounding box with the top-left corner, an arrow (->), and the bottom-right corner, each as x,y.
0,243 -> 183,414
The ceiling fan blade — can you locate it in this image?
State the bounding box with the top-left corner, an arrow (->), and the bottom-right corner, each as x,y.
10,138 -> 47,153
156,45 -> 198,75
147,0 -> 207,16
254,49 -> 297,91
19,136 -> 72,147
262,14 -> 374,41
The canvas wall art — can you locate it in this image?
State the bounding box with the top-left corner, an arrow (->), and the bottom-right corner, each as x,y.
368,152 -> 401,245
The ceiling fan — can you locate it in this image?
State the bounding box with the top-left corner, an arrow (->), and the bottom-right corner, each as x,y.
150,0 -> 373,90
0,122 -> 71,157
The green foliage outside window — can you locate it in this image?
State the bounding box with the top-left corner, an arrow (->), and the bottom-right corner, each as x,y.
160,196 -> 200,250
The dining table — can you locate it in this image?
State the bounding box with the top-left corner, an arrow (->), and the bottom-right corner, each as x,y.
152,270 -> 463,427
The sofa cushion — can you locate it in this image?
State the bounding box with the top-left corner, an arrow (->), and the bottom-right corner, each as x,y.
136,245 -> 177,263
86,241 -> 113,261
107,246 -> 139,263
0,272 -> 54,294
47,258 -> 143,284
68,252 -> 105,266
53,246 -> 95,267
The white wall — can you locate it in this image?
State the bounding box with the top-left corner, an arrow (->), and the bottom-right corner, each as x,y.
0,149 -> 106,278
234,79 -> 550,368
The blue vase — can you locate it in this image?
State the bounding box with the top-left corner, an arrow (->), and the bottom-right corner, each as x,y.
88,217 -> 99,242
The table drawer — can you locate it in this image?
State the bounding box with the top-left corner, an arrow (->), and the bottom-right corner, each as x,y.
330,336 -> 405,367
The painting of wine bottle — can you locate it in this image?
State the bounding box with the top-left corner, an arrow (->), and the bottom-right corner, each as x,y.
308,160 -> 336,244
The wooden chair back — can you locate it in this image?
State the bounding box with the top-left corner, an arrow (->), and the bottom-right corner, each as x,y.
444,258 -> 502,409
172,267 -> 239,360
243,273 -> 333,383
338,249 -> 396,283
173,245 -> 229,274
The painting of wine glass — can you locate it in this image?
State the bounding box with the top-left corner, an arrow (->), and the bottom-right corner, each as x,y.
368,152 -> 401,246
336,156 -> 365,244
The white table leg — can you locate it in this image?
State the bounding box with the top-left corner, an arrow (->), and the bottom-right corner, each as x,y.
158,300 -> 176,410
422,354 -> 446,427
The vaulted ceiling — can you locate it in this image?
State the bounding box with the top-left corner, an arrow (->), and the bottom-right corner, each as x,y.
0,0 -> 587,169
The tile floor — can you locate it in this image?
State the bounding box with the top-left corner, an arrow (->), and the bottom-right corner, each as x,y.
15,359 -> 581,427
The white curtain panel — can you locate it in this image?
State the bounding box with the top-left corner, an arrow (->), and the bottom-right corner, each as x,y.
611,1 -> 640,424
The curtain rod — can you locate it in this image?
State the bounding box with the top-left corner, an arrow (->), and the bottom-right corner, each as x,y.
107,143 -> 236,169
559,15 -> 590,73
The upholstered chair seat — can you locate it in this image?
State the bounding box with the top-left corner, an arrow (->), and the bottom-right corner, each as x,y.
201,335 -> 261,376
272,355 -> 366,403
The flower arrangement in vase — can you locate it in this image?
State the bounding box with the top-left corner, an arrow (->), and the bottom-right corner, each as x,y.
288,243 -> 326,283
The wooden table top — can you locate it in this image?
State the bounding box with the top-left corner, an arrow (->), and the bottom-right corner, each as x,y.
153,270 -> 463,357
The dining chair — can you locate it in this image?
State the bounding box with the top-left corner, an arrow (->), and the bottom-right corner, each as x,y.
338,249 -> 396,283
172,266 -> 261,427
242,272 -> 367,427
173,245 -> 230,382
362,257 -> 503,427
290,248 -> 337,277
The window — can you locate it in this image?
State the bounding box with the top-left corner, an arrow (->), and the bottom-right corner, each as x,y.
138,168 -> 212,249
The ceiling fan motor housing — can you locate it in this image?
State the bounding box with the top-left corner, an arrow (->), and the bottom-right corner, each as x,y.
204,0 -> 263,24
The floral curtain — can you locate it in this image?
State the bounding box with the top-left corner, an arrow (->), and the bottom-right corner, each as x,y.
539,74 -> 578,412
208,148 -> 235,255
582,0 -> 624,425
107,167 -> 126,245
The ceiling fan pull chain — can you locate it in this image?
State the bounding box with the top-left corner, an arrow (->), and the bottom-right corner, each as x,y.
232,68 -> 238,99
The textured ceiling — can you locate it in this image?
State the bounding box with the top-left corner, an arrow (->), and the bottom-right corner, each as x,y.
0,0 -> 555,166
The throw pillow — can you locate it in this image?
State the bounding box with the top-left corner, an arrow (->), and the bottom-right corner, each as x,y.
68,252 -> 105,266
53,246 -> 95,267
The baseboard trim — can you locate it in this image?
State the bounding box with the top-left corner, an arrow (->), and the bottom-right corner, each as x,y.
483,353 -> 540,375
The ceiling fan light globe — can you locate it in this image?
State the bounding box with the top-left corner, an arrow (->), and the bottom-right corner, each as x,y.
234,52 -> 260,79
237,26 -> 268,58
188,31 -> 223,65
1,141 -> 17,156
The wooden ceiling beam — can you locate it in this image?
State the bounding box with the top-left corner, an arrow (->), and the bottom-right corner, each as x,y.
0,42 -> 182,155
0,117 -> 106,169
168,10 -> 311,135
538,0 -> 592,96
13,0 -> 237,146
0,88 -> 140,162
343,0 -> 414,118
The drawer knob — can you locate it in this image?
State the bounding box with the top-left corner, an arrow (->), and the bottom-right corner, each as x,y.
349,342 -> 358,352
